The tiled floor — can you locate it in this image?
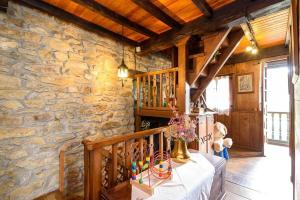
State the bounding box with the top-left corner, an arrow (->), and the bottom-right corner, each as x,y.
224,144 -> 293,200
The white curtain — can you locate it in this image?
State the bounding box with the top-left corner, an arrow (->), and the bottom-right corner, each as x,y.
206,76 -> 230,115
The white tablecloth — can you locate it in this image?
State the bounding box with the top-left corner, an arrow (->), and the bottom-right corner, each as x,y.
131,153 -> 215,200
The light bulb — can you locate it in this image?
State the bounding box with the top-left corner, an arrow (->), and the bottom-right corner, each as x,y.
246,46 -> 252,52
251,48 -> 258,54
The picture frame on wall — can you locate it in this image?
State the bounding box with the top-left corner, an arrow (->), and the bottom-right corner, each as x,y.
237,73 -> 254,93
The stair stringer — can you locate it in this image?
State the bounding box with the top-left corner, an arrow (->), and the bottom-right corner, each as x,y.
188,27 -> 232,87
191,29 -> 244,102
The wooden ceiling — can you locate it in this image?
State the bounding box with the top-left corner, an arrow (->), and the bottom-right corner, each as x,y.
235,8 -> 290,54
43,0 -> 234,42
22,0 -> 289,55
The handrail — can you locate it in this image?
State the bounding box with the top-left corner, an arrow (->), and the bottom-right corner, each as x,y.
83,126 -> 169,150
83,126 -> 171,200
134,67 -> 178,77
134,67 -> 178,114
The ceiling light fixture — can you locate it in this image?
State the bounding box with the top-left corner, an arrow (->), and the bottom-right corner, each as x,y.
117,25 -> 129,87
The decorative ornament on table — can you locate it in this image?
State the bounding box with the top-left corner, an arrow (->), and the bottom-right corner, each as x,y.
130,148 -> 173,195
213,122 -> 233,160
166,101 -> 198,162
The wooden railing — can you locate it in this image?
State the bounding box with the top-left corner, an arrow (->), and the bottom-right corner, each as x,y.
82,127 -> 171,200
266,111 -> 290,145
134,68 -> 178,114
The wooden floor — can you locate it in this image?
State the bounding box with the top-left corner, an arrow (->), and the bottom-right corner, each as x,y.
224,144 -> 293,200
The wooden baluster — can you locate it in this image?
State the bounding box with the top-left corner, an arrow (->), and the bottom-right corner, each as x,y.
272,113 -> 275,140
125,140 -> 132,178
173,71 -> 177,103
279,113 -> 282,141
159,132 -> 164,159
148,75 -> 151,107
166,130 -> 171,152
112,144 -> 118,186
137,77 -> 140,113
149,135 -> 154,157
166,72 -> 170,105
139,138 -> 144,161
59,150 -> 65,193
160,73 -> 162,107
89,148 -> 102,200
153,75 -> 157,107
143,76 -> 146,107
84,147 -> 90,200
287,113 -> 290,141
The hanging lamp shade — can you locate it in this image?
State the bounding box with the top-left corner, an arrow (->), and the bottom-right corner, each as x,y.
117,58 -> 128,78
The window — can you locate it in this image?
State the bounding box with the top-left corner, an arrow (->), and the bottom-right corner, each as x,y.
206,76 -> 231,115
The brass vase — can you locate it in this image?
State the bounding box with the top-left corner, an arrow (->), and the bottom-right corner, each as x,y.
171,139 -> 191,161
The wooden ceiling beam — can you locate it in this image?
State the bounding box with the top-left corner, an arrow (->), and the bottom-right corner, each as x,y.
248,0 -> 290,20
192,0 -> 213,18
132,0 -> 181,29
70,0 -> 157,38
17,0 -> 138,46
191,29 -> 244,102
138,0 -> 285,55
240,19 -> 259,49
227,45 -> 288,64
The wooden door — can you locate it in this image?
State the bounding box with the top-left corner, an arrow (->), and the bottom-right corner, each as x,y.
239,112 -> 251,148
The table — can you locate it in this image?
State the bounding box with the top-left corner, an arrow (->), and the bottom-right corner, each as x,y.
131,152 -> 215,200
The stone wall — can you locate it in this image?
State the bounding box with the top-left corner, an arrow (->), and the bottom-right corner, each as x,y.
0,2 -> 171,200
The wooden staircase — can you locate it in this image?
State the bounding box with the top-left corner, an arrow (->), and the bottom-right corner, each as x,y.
189,28 -> 244,102
134,28 -> 244,121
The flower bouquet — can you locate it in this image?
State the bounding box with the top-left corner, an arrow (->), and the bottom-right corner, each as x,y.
167,103 -> 198,161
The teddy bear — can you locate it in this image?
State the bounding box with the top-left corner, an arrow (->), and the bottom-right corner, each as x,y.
213,122 -> 233,159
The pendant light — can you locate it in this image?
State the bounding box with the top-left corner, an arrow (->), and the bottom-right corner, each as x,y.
117,25 -> 129,87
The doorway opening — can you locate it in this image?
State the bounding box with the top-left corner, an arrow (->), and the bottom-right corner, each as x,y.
263,59 -> 290,146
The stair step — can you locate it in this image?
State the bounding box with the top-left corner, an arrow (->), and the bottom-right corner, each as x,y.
189,52 -> 205,59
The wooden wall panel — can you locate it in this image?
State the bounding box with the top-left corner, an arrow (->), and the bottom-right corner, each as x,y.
215,60 -> 263,151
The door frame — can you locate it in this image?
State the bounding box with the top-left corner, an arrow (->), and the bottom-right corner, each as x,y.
261,55 -> 289,156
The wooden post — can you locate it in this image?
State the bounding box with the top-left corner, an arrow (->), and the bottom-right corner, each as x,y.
84,147 -> 89,200
143,77 -> 146,107
148,75 -> 151,107
59,150 -> 65,193
136,77 -> 140,113
153,75 -> 157,107
125,140 -> 132,178
159,73 -> 162,107
89,148 -> 102,200
159,132 -> 164,158
149,135 -> 154,157
139,138 -> 144,161
112,144 -> 118,186
175,36 -> 190,114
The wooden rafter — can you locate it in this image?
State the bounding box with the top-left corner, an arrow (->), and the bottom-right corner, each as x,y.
241,19 -> 259,49
249,0 -> 290,19
132,0 -> 181,29
138,0 -> 285,55
70,0 -> 157,38
17,0 -> 138,46
192,0 -> 213,18
191,29 -> 244,102
227,45 -> 288,64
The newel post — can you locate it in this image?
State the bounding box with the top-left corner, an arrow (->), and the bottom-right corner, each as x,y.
85,147 -> 102,200
175,36 -> 190,114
